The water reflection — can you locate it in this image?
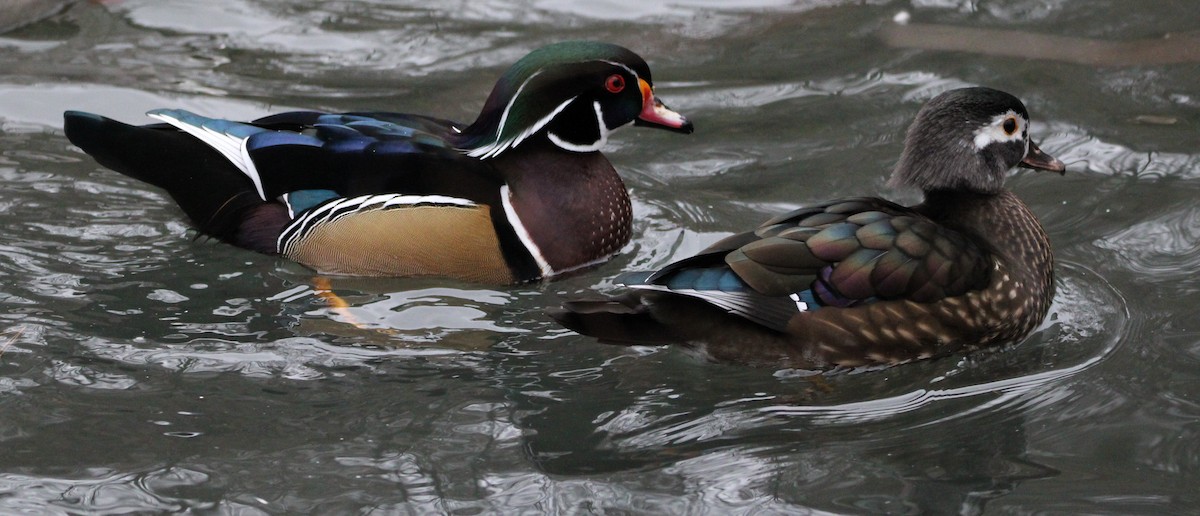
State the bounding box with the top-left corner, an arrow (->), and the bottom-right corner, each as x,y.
514,262 -> 1124,513
0,467 -> 229,513
1095,205 -> 1200,279
0,84 -> 279,131
1048,129 -> 1200,179
0,0 -> 79,34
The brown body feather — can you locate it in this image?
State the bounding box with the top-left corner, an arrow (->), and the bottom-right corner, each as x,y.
551,190 -> 1055,369
492,139 -> 633,274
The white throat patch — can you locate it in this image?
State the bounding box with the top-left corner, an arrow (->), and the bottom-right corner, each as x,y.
547,101 -> 610,153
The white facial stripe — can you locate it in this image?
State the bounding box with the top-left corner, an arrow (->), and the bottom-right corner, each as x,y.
467,70 -> 550,159
600,59 -> 639,80
466,59 -> 640,159
515,96 -> 577,148
493,70 -> 541,146
547,101 -> 608,152
972,109 -> 1026,150
469,95 -> 578,159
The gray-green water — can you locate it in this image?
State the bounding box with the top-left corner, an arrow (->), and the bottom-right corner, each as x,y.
2,0 -> 1198,513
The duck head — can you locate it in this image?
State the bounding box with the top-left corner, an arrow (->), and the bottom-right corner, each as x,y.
889,86 -> 1065,194
456,41 -> 693,159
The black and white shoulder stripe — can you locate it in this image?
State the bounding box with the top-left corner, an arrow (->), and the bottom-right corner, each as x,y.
277,194 -> 478,254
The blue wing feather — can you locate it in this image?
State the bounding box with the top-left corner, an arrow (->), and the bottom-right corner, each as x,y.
617,266 -> 799,332
282,189 -> 340,216
313,123 -> 365,139
371,140 -> 423,155
195,110 -> 469,200
245,131 -> 323,151
143,108 -> 494,213
148,109 -> 267,140
252,111 -> 326,126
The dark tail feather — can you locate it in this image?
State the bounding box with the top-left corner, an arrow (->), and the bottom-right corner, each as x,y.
547,294 -> 682,346
64,111 -> 278,249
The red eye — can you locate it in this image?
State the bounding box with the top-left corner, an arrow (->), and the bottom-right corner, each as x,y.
605,74 -> 625,93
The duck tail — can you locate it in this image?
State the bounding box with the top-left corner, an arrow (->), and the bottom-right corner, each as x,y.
63,111 -> 282,252
547,294 -> 682,346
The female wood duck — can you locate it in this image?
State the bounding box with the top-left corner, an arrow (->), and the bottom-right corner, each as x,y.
550,87 -> 1066,369
63,41 -> 692,283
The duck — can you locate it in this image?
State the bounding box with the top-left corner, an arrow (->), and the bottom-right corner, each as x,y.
549,87 -> 1066,369
63,41 -> 693,283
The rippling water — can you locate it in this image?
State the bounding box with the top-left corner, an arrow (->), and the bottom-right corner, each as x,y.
2,0 -> 1199,513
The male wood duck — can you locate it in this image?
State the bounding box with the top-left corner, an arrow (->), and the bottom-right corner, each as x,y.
63,41 -> 693,283
550,87 -> 1066,369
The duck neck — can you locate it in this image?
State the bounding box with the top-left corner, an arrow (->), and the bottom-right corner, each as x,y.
491,139 -> 632,279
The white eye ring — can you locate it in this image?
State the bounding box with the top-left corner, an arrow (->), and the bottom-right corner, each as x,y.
1002,116 -> 1018,136
973,110 -> 1025,150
